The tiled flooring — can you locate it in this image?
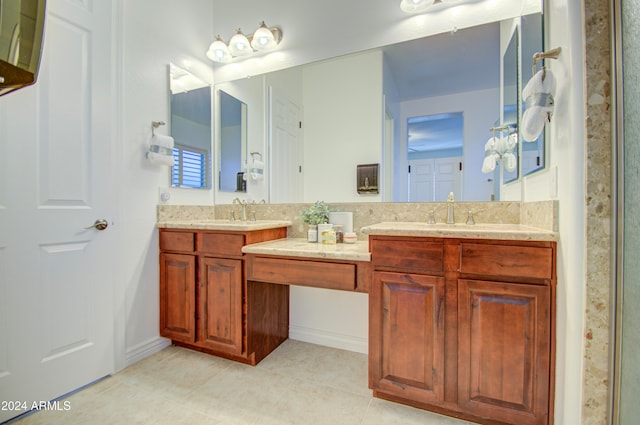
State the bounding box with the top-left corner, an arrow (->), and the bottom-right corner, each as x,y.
12,340 -> 477,425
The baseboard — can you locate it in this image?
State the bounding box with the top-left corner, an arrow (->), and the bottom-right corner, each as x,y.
289,325 -> 368,354
124,336 -> 171,367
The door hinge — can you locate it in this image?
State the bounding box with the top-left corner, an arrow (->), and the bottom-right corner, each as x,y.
299,165 -> 302,173
408,165 -> 411,173
536,156 -> 541,166
299,121 -> 302,128
459,162 -> 462,171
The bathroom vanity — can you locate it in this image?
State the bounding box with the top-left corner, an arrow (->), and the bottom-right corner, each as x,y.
364,223 -> 556,425
158,221 -> 290,365
157,214 -> 557,425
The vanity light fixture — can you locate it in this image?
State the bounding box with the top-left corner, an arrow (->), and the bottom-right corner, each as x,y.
207,22 -> 283,63
400,0 -> 481,14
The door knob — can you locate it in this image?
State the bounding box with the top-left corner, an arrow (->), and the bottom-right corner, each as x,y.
85,219 -> 109,231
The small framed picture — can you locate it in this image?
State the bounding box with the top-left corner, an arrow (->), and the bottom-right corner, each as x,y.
357,163 -> 379,194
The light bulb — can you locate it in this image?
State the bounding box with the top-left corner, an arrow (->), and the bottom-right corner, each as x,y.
229,29 -> 252,57
251,22 -> 278,51
206,36 -> 231,63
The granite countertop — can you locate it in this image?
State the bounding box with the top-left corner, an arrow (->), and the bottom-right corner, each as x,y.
157,219 -> 292,231
242,238 -> 371,262
361,222 -> 558,241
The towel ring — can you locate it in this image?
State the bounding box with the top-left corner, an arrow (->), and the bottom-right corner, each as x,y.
250,152 -> 263,161
532,47 -> 562,79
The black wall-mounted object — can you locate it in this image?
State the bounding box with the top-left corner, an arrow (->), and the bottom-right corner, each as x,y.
357,163 -> 379,194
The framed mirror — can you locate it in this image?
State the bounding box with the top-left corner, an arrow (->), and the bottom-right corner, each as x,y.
217,90 -> 247,193
502,26 -> 519,184
520,12 -> 545,176
169,63 -> 212,189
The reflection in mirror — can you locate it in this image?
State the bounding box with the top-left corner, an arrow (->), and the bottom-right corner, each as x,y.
169,63 -> 212,189
407,113 -> 463,202
213,3 -> 543,204
218,90 -> 247,193
520,13 -> 545,176
502,27 -> 519,184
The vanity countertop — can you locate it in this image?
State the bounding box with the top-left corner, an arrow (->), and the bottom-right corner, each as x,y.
361,222 -> 558,241
242,238 -> 371,262
157,219 -> 292,232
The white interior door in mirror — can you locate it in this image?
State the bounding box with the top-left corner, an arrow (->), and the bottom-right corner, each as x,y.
269,87 -> 303,203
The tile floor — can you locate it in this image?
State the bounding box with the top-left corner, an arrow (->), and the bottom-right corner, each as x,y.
11,340 -> 478,425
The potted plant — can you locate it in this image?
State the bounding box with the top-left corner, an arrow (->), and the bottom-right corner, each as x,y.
300,201 -> 331,242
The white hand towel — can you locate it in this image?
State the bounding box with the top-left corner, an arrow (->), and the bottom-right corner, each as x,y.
250,159 -> 264,181
482,153 -> 499,173
522,69 -> 556,142
147,151 -> 175,166
147,134 -> 175,166
484,136 -> 498,152
150,134 -> 174,149
502,152 -> 517,172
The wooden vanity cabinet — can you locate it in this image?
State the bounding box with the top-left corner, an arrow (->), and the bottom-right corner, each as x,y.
369,236 -> 556,425
159,227 -> 287,365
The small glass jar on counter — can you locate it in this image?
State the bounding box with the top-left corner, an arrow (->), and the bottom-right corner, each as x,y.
333,225 -> 344,243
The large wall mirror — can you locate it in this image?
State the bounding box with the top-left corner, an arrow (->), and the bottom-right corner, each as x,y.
212,1 -> 543,204
169,63 -> 212,189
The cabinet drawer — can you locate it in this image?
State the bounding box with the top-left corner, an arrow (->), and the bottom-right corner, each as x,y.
460,243 -> 553,280
198,233 -> 245,256
371,238 -> 444,272
160,231 -> 195,252
248,256 -> 356,291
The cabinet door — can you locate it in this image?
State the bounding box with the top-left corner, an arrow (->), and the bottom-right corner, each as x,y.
370,271 -> 445,404
458,279 -> 550,425
160,253 -> 196,343
199,257 -> 243,355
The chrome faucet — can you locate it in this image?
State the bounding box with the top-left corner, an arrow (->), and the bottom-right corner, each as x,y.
446,192 -> 455,224
233,198 -> 247,221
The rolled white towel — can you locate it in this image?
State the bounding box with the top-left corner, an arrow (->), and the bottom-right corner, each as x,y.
522,69 -> 556,142
482,152 -> 499,173
502,152 -> 517,172
250,159 -> 264,181
484,136 -> 499,152
505,132 -> 518,150
147,151 -> 175,166
150,134 -> 174,149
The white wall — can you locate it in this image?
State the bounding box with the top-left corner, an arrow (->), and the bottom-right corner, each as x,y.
534,1 -> 587,424
398,88 -> 500,202
302,51 -> 384,203
120,0 -> 213,366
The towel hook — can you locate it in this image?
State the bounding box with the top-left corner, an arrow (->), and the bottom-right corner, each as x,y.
532,47 -> 562,80
151,121 -> 166,136
250,151 -> 263,161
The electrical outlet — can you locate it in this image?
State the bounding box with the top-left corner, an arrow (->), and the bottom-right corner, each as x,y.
159,188 -> 171,203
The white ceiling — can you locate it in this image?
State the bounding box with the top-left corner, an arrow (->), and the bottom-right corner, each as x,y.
382,21 -> 500,101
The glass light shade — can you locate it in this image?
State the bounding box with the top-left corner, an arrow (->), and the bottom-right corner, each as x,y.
229,30 -> 252,57
251,22 -> 278,51
206,36 -> 231,63
400,0 -> 432,13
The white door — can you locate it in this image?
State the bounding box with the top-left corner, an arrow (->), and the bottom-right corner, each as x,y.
0,0 -> 116,421
408,157 -> 462,202
408,160 -> 435,202
269,88 -> 303,203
